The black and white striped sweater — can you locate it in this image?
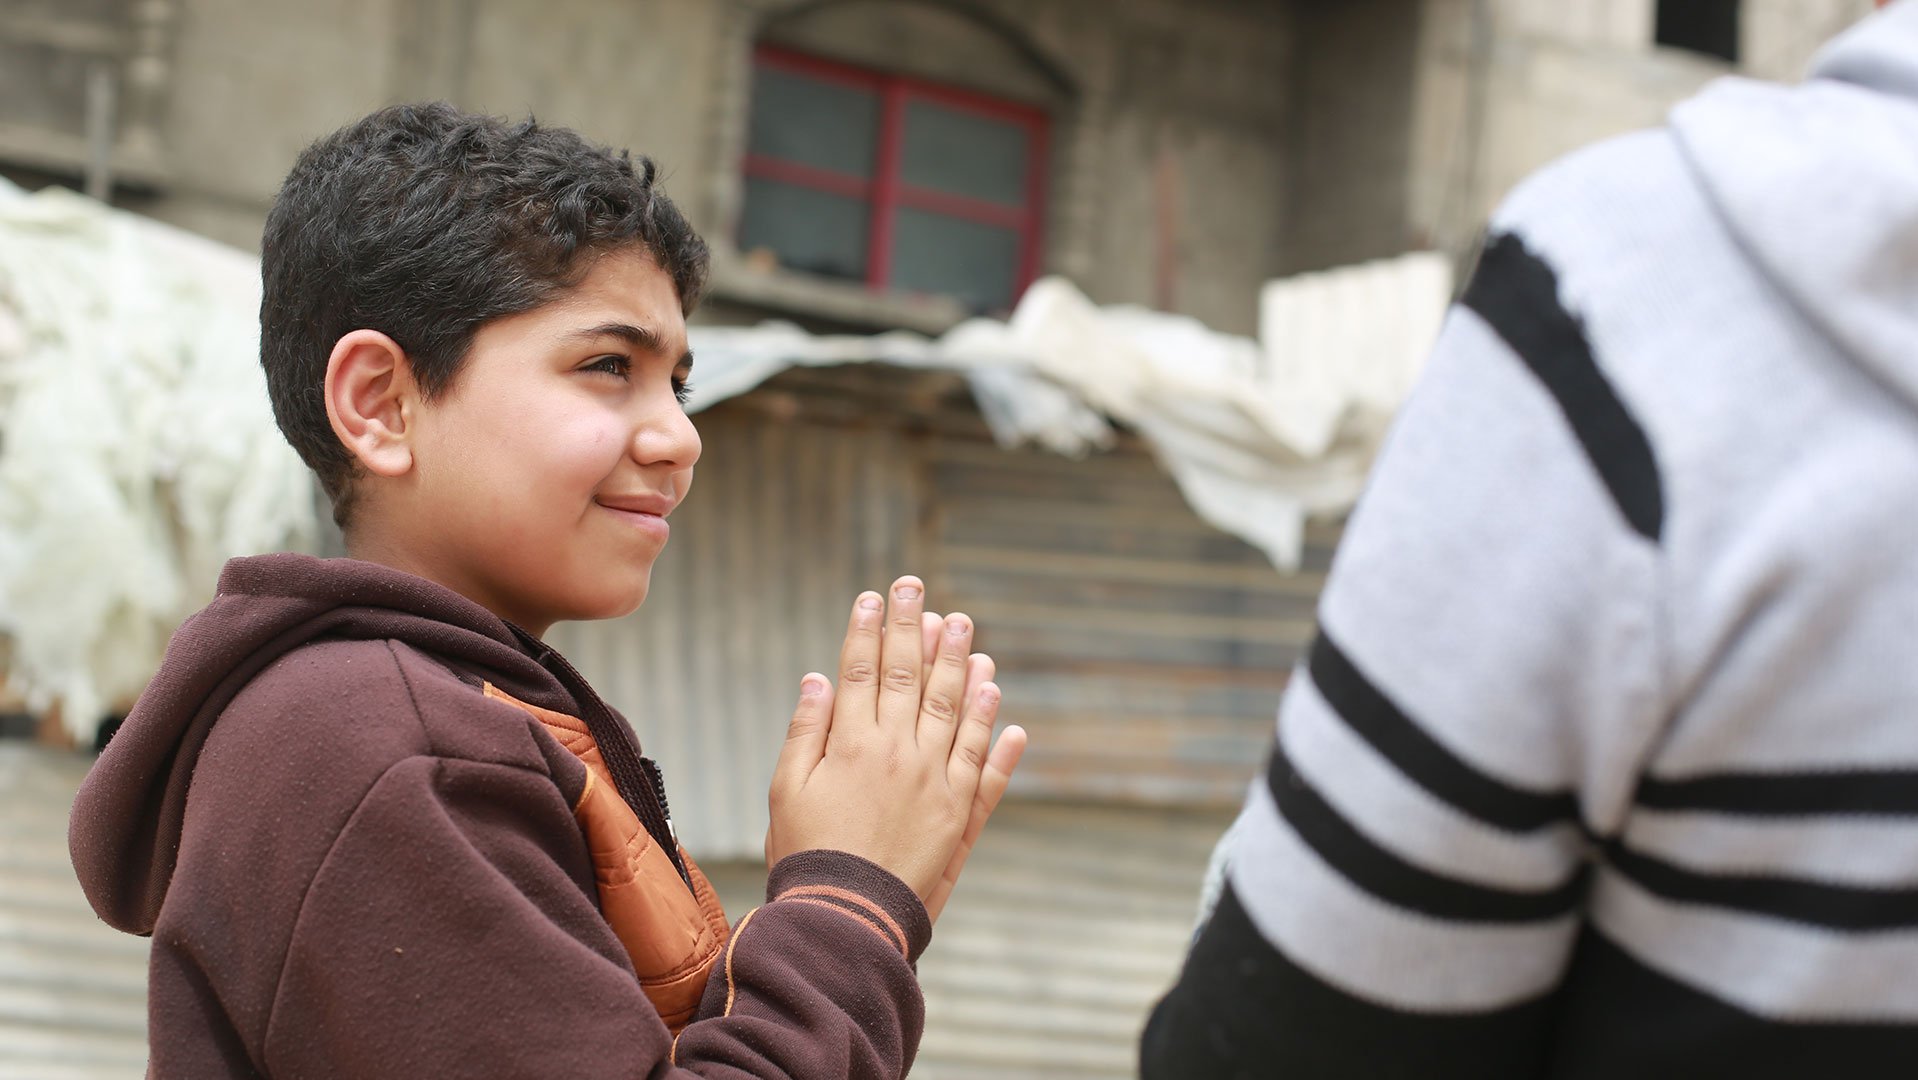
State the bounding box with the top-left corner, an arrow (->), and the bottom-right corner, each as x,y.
1145,8 -> 1918,1077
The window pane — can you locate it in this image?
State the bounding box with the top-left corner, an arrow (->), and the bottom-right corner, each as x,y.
748,65 -> 880,177
900,99 -> 1030,207
1655,0 -> 1739,63
889,209 -> 1019,312
738,178 -> 869,281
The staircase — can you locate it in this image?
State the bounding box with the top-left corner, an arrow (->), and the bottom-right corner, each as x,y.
0,743 -> 150,1079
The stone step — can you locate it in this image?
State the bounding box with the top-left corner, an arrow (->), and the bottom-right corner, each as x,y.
0,938 -> 148,997
0,905 -> 146,955
0,1019 -> 148,1071
916,1022 -> 1137,1076
0,982 -> 147,1038
924,915 -> 1190,972
0,875 -> 110,920
920,955 -> 1172,1011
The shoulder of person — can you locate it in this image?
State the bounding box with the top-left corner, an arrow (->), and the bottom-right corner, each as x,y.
1492,127 -> 1690,237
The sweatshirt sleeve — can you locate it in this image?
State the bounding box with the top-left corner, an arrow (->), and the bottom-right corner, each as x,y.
1143,231 -> 1668,1078
263,752 -> 928,1080
674,851 -> 930,1076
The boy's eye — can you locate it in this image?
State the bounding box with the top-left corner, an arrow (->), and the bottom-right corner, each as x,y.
673,378 -> 694,407
584,354 -> 630,378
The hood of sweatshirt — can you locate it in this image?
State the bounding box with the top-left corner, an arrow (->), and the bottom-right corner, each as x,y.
1670,3 -> 1918,413
68,553 -> 603,935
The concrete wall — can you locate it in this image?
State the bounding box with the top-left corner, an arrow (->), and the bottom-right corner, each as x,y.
7,0 -> 1882,324
1279,0 -> 1879,276
1281,0 -> 1423,273
122,0 -> 731,250
1492,0 -> 1874,71
20,0 -> 1295,335
128,0 -> 400,247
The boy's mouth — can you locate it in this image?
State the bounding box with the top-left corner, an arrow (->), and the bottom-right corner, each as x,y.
595,492 -> 676,539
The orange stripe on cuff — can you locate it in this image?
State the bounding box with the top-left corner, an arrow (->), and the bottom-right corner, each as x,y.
771,890 -> 905,959
776,884 -> 911,950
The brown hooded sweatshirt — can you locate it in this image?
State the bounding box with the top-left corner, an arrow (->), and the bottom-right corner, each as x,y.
68,553 -> 930,1079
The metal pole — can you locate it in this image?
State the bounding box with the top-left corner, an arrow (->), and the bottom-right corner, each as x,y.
83,60 -> 117,201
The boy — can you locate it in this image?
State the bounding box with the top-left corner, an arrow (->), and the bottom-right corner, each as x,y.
68,102 -> 1025,1078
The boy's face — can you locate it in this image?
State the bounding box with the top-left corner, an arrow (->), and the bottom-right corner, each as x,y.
380,247 -> 700,634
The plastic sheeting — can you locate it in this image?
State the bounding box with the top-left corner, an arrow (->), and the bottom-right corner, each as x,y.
685,254 -> 1452,571
0,180 -> 319,740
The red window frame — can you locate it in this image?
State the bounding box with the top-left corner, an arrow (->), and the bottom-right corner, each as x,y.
742,45 -> 1050,306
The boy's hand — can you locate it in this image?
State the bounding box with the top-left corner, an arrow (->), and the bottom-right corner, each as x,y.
913,613 -> 1027,924
923,714 -> 1025,923
766,577 -> 1026,910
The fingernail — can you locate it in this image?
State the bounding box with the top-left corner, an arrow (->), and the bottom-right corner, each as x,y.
800,674 -> 827,697
895,584 -> 921,601
945,615 -> 968,637
858,593 -> 882,611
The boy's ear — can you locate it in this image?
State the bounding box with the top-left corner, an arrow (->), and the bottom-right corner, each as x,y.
323,329 -> 419,479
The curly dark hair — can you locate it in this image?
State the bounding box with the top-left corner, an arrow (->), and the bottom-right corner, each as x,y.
260,102 -> 709,526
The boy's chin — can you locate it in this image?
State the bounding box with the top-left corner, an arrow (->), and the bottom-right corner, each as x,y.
560,579 -> 651,623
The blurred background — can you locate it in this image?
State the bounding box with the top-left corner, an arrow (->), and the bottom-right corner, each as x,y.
0,1 -> 1879,1076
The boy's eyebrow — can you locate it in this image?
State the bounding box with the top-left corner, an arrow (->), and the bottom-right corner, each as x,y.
567,321 -> 694,367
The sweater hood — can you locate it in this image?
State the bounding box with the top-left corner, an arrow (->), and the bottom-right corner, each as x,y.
68,553 -> 585,935
1670,2 -> 1918,412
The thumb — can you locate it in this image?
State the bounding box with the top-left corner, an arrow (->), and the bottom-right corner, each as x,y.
772,673 -> 834,790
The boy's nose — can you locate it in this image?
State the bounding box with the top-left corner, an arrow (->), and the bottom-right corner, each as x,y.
632,402 -> 701,470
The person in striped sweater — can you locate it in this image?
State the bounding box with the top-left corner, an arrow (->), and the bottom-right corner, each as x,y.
1143,5 -> 1918,1076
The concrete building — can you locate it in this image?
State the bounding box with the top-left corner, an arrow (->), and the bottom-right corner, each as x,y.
0,0 -> 1874,331
0,1 -> 1879,1076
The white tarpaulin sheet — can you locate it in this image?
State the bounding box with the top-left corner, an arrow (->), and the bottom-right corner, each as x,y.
0,174 -> 1448,741
685,254 -> 1452,571
0,180 -> 319,738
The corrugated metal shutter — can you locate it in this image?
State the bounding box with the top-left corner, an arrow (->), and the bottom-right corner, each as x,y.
925,437 -> 1335,806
